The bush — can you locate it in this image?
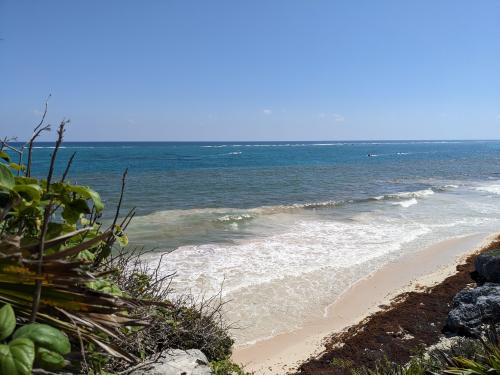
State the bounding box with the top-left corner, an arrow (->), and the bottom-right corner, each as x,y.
1,107 -> 238,373
101,248 -> 234,372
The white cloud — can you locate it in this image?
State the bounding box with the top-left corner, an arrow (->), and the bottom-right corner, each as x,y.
333,113 -> 345,122
317,112 -> 345,122
262,109 -> 272,115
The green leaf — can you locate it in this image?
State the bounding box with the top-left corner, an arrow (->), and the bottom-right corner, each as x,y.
67,185 -> 104,212
9,163 -> 25,172
0,304 -> 16,340
87,279 -> 124,297
36,347 -> 68,372
0,338 -> 35,375
76,249 -> 96,262
13,323 -> 71,355
0,344 -> 16,375
12,184 -> 42,202
0,163 -> 15,190
0,151 -> 10,162
62,198 -> 90,225
14,176 -> 38,185
114,224 -> 129,247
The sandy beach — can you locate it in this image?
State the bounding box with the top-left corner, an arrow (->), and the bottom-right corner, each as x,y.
232,232 -> 495,374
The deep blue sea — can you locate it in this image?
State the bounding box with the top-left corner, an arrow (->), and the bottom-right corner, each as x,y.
21,140 -> 500,343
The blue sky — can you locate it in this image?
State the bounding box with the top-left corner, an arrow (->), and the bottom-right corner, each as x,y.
0,1 -> 499,141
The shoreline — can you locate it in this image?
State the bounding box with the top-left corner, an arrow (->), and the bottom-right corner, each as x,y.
232,232 -> 495,374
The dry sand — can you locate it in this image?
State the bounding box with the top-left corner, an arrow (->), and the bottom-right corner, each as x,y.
232,232 -> 495,374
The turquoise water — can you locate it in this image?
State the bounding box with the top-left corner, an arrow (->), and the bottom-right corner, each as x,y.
23,140 -> 500,343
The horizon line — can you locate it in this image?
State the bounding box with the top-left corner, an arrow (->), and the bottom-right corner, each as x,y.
9,138 -> 500,143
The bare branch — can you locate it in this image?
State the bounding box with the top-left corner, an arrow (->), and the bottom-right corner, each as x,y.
26,95 -> 52,177
61,151 -> 76,182
31,120 -> 68,321
94,169 -> 128,266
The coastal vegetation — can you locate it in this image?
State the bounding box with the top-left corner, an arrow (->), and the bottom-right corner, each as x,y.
0,107 -> 241,374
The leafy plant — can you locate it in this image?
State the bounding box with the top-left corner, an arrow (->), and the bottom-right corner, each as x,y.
0,117 -> 151,370
0,303 -> 70,373
1,103 -> 239,373
443,331 -> 500,374
210,358 -> 248,375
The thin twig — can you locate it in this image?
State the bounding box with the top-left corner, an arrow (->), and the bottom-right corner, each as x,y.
68,313 -> 89,373
94,169 -> 128,266
61,151 -> 76,182
26,95 -> 51,177
31,120 -> 67,321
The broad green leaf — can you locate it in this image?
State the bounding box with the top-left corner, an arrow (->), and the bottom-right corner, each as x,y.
0,304 -> 16,340
36,347 -> 68,372
61,206 -> 82,225
0,163 -> 15,190
67,185 -> 104,212
62,198 -> 90,225
0,151 -> 10,162
9,163 -> 25,172
12,184 -> 42,202
9,339 -> 35,375
87,279 -> 124,297
14,176 -> 38,185
0,344 -> 17,375
13,323 -> 71,355
0,338 -> 35,375
76,249 -> 96,262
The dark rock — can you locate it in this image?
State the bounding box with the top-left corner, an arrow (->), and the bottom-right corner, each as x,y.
445,283 -> 500,336
474,249 -> 500,283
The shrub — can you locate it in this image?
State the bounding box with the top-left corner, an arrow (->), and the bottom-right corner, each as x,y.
1,103 -> 238,373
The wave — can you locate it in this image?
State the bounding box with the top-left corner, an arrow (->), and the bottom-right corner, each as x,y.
33,146 -> 67,149
199,141 -> 472,149
392,198 -> 418,208
142,213 -> 434,344
201,143 -> 346,148
374,188 -> 435,201
32,146 -> 96,149
216,214 -> 253,224
476,184 -> 500,195
131,188 -> 440,234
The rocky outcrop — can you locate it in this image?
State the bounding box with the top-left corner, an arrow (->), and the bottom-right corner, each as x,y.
445,283 -> 500,336
131,349 -> 212,375
474,250 -> 500,283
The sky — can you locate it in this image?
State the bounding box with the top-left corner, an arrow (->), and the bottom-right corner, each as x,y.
0,1 -> 499,141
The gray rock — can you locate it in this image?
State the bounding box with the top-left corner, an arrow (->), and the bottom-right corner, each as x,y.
131,349 -> 213,375
445,283 -> 500,336
474,250 -> 500,283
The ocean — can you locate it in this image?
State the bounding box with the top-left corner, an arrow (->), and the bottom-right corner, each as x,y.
25,140 -> 500,344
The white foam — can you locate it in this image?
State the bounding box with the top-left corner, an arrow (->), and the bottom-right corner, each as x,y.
392,189 -> 434,199
476,185 -> 500,195
374,188 -> 435,201
143,216 -> 433,344
217,214 -> 253,223
393,198 -> 418,208
134,183 -> 500,345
